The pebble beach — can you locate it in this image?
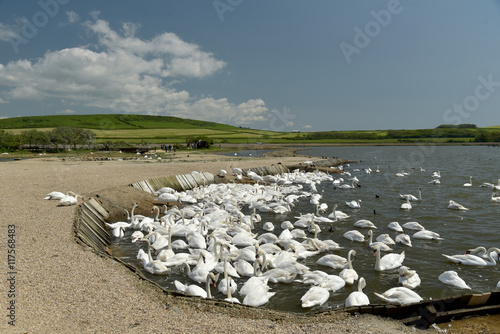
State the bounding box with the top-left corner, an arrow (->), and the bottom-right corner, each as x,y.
0,151 -> 492,333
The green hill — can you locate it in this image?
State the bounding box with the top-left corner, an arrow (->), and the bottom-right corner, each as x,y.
0,114 -> 240,131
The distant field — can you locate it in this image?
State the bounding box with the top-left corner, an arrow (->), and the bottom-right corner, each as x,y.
1,114 -> 499,144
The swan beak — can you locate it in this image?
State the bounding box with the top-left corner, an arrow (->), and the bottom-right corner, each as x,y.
373,250 -> 377,257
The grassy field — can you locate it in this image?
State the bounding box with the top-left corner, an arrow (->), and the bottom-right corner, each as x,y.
1,114 -> 498,144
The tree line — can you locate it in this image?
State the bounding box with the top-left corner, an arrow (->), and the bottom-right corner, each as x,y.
0,126 -> 95,151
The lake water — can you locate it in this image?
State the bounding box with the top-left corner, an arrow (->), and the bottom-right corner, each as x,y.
110,145 -> 500,313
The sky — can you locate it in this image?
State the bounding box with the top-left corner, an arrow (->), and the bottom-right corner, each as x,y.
0,0 -> 499,132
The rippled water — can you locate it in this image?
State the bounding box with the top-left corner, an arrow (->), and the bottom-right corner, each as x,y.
110,145 -> 500,313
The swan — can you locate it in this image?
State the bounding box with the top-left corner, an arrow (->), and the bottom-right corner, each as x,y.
339,250 -> 358,285
374,287 -> 423,305
58,193 -> 84,206
463,176 -> 473,187
429,179 -> 441,185
111,226 -> 125,238
466,246 -> 500,261
398,266 -> 421,289
376,234 -> 395,245
346,200 -> 361,209
373,245 -> 405,271
387,222 -> 403,232
218,256 -> 238,295
412,230 -> 443,240
327,204 -> 351,220
448,200 -> 469,211
368,230 -> 393,251
300,286 -> 330,308
174,272 -> 217,298
353,219 -> 377,229
400,198 -> 412,210
316,253 -> 348,270
491,193 -> 500,202
223,277 -> 241,304
442,247 -> 497,266
262,222 -> 275,231
402,222 -> 425,231
400,188 -> 422,201
343,230 -> 365,242
138,238 -> 170,275
240,276 -> 276,307
345,277 -> 370,307
44,191 -> 66,200
395,234 -> 412,247
438,271 -> 471,289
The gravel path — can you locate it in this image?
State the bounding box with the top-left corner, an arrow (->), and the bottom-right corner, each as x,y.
0,154 -> 437,333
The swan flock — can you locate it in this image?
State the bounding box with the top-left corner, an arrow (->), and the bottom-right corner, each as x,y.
102,163 -> 498,311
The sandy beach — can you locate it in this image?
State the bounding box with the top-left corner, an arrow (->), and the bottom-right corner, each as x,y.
0,151 -> 492,333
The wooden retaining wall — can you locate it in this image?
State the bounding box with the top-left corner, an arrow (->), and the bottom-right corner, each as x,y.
129,171 -> 215,194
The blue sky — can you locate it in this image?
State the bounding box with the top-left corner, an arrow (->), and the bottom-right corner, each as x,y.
0,0 -> 499,131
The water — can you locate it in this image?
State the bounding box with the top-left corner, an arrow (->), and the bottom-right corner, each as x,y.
110,145 -> 500,313
217,149 -> 275,157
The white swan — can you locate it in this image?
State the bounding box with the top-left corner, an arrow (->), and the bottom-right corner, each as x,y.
395,234 -> 412,247
339,250 -> 358,285
368,230 -> 393,251
218,256 -> 238,295
58,192 -> 84,206
376,234 -> 395,245
412,230 -> 443,240
438,271 -> 471,290
387,222 -> 403,232
300,286 -> 330,308
445,246 -> 500,266
373,245 -> 405,271
448,200 -> 469,211
402,222 -> 425,231
223,276 -> 241,304
174,272 -> 217,298
398,266 -> 421,289
463,176 -> 473,187
374,287 -> 423,305
327,204 -> 350,220
345,277 -> 370,307
346,199 -> 361,209
400,198 -> 412,210
44,191 -> 66,200
138,238 -> 170,275
399,188 -> 422,201
343,230 -> 365,242
316,253 -> 348,270
240,276 -> 276,307
353,219 -> 377,229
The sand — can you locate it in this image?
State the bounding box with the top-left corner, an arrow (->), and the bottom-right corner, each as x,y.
0,151 -> 460,333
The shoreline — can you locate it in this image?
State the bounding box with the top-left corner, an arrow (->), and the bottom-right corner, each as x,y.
0,154 -> 492,333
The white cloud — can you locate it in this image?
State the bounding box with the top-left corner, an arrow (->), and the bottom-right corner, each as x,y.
304,125 -> 313,129
0,18 -> 269,125
0,23 -> 18,42
0,97 -> 8,103
57,109 -> 76,114
66,11 -> 80,24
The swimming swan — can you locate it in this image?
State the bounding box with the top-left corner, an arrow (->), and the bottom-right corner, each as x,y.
438,270 -> 470,290
373,245 -> 405,271
300,286 -> 330,308
345,277 -> 369,307
374,287 -> 422,305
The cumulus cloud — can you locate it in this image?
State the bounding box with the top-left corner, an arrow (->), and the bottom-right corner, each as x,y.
304,125 -> 313,129
0,17 -> 269,125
